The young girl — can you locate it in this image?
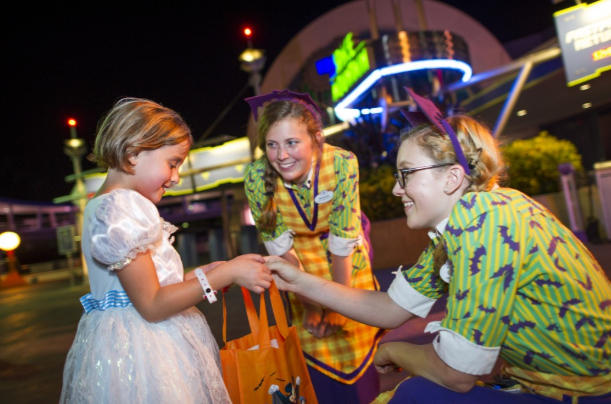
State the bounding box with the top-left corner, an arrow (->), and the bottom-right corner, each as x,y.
243,90 -> 384,404
266,90 -> 611,403
60,98 -> 273,404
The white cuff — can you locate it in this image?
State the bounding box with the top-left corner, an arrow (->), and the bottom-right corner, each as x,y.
263,230 -> 295,256
425,321 -> 500,375
328,233 -> 361,256
387,270 -> 437,318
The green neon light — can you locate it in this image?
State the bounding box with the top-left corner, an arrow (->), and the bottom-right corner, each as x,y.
331,33 -> 370,102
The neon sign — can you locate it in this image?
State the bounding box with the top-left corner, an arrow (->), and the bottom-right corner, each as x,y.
334,59 -> 472,121
331,33 -> 370,102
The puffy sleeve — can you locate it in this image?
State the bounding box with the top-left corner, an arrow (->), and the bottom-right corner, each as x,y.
89,189 -> 163,270
244,159 -> 291,250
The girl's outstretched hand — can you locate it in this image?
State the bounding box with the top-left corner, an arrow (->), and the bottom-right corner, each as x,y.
374,343 -> 403,374
264,256 -> 301,291
224,254 -> 272,294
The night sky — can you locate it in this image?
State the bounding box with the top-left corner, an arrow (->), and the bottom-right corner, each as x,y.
2,0 -> 557,202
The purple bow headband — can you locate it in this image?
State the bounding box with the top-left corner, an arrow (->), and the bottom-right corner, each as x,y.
245,90 -> 323,122
400,87 -> 472,175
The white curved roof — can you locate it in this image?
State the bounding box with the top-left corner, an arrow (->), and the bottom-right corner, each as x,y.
260,0 -> 511,94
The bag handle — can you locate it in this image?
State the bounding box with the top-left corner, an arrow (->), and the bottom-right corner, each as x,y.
222,280 -> 290,345
222,286 -> 260,344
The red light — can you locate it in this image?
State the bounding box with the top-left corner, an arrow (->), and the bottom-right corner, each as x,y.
68,118 -> 77,127
244,28 -> 252,37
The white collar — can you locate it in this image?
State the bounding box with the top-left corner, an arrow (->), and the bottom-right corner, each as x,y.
283,158 -> 315,190
427,217 -> 450,240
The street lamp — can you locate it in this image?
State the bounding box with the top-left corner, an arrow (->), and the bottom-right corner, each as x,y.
64,118 -> 89,284
0,231 -> 26,287
239,27 -> 266,96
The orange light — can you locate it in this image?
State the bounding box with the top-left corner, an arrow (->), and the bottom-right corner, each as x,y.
68,118 -> 77,127
244,27 -> 252,37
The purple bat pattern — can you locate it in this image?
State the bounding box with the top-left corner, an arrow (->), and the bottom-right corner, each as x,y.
501,315 -> 511,324
455,288 -> 469,301
499,225 -> 520,252
453,246 -> 462,254
587,368 -> 608,376
490,264 -> 515,291
600,300 -> 611,310
576,275 -> 593,291
333,205 -> 345,212
407,276 -> 424,283
546,323 -> 562,332
459,198 -> 477,210
446,224 -> 463,238
491,200 -> 507,206
342,226 -> 355,231
594,330 -> 611,348
554,257 -> 568,272
464,212 -> 487,232
530,220 -> 543,230
559,298 -> 582,318
529,245 -> 539,254
469,245 -> 486,275
478,305 -> 496,314
534,278 -> 563,288
561,345 -> 588,361
509,320 -> 536,333
547,236 -> 566,256
575,316 -> 596,331
524,350 -> 553,366
473,329 -> 484,345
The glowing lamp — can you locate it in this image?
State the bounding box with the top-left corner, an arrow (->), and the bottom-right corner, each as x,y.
244,27 -> 252,37
0,231 -> 20,252
68,118 -> 77,127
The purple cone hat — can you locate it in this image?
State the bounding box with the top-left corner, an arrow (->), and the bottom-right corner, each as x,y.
401,87 -> 471,175
245,90 -> 323,122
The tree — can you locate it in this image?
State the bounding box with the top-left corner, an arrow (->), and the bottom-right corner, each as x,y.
502,131 -> 583,196
359,164 -> 404,222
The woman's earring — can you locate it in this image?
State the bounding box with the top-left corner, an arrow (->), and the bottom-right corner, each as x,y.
444,188 -> 448,194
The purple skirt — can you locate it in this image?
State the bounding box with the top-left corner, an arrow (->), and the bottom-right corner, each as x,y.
309,362 -> 380,404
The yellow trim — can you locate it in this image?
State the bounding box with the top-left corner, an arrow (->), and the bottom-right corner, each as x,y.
553,2 -> 585,17
567,64 -> 611,86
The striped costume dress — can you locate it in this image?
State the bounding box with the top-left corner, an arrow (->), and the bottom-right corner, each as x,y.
376,188 -> 611,403
244,144 -> 385,394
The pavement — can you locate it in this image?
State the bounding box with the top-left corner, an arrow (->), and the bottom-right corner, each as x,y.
0,241 -> 609,404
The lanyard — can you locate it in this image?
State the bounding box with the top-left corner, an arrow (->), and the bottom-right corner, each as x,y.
286,157 -> 322,232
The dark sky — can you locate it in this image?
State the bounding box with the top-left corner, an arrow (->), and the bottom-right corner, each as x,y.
1,0 -> 557,202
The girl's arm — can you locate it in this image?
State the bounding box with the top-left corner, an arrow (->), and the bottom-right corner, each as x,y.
118,253 -> 272,322
374,342 -> 478,392
316,253 -> 352,338
267,258 -> 413,329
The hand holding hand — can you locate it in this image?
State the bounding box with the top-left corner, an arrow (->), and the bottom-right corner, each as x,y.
264,256 -> 301,291
318,309 -> 348,338
224,254 -> 272,294
374,343 -> 403,374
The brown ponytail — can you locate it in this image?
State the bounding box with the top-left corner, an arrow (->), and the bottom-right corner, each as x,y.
259,160 -> 280,231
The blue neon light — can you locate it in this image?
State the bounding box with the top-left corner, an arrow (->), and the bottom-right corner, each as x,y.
334,59 -> 473,121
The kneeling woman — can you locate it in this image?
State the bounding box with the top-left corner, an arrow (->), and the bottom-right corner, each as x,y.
267,91 -> 611,403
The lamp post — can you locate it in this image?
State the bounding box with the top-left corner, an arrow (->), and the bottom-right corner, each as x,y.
0,231 -> 26,287
64,118 -> 89,284
239,27 -> 266,96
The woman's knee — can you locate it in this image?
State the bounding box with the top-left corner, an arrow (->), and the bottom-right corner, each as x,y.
388,377 -> 435,403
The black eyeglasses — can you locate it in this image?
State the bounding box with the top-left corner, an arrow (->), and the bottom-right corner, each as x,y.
394,163 -> 454,188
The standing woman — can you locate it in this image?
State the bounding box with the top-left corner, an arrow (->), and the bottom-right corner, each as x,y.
243,90 -> 385,404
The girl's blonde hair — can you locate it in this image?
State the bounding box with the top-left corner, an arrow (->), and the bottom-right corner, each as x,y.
91,98 -> 192,174
256,100 -> 324,231
399,115 -> 507,270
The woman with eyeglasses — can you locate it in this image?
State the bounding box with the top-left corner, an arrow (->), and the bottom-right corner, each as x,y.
266,103 -> 611,403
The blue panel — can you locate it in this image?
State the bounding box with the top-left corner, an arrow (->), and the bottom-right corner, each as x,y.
316,56 -> 336,76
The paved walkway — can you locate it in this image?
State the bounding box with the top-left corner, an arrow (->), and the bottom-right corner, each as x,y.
0,241 -> 609,403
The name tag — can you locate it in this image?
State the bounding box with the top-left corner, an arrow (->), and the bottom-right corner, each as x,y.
314,190 -> 333,204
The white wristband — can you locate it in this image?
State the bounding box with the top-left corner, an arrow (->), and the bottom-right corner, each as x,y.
194,267 -> 217,303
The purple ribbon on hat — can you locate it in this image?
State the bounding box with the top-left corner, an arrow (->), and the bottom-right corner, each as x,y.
400,88 -> 471,175
245,90 -> 323,122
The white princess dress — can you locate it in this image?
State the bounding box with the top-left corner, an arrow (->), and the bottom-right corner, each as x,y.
60,189 -> 231,404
